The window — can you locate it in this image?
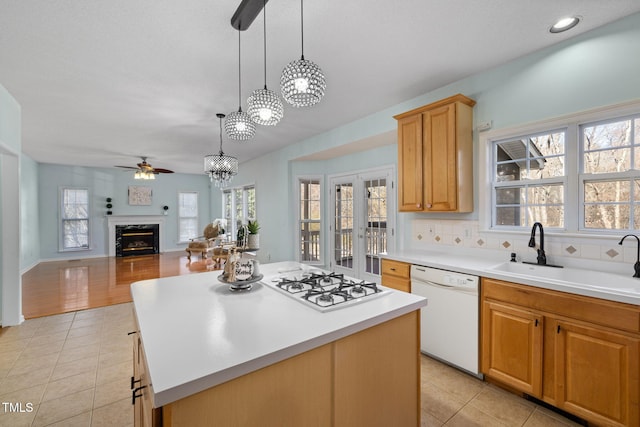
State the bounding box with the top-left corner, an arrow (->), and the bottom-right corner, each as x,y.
298,177 -> 322,263
492,130 -> 566,228
60,188 -> 89,250
581,115 -> 640,230
178,192 -> 198,242
485,102 -> 640,234
222,184 -> 255,239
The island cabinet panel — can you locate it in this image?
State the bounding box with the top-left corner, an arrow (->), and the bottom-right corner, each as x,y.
163,344 -> 333,427
143,311 -> 420,427
133,333 -> 162,427
381,258 -> 411,292
481,278 -> 640,427
334,310 -> 420,427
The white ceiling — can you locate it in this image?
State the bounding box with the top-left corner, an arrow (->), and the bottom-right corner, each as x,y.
1,1 -> 640,175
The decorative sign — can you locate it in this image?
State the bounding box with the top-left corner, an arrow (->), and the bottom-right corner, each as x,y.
128,186 -> 152,205
234,260 -> 254,281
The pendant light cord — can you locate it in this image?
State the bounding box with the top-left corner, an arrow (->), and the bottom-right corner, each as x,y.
300,0 -> 305,60
219,116 -> 224,154
263,0 -> 267,89
237,29 -> 242,111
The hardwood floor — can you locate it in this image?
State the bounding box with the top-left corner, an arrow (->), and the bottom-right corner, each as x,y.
21,251 -> 221,319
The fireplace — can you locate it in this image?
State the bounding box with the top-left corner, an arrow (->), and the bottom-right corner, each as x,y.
107,215 -> 165,257
116,224 -> 159,257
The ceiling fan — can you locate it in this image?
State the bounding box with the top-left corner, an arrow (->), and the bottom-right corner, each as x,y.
115,157 -> 174,179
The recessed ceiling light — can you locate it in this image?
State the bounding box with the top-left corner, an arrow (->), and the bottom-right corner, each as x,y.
550,16 -> 581,33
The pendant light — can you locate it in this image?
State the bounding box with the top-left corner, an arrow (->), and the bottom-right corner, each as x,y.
247,0 -> 283,126
206,113 -> 239,188
280,0 -> 326,108
225,30 -> 256,140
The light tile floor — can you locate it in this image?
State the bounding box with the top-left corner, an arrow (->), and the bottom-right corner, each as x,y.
0,303 -> 134,427
1,303 -> 583,427
420,356 -> 583,427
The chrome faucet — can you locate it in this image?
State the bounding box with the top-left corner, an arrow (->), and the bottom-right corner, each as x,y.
528,222 -> 546,265
618,234 -> 640,278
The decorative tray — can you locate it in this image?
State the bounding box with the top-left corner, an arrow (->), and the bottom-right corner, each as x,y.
217,273 -> 263,291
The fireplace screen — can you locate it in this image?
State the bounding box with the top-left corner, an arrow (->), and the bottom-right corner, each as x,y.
115,224 -> 159,257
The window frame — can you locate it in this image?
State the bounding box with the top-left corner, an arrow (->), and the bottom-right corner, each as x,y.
295,175 -> 324,265
479,99 -> 640,236
59,187 -> 90,251
222,183 -> 256,241
178,191 -> 199,243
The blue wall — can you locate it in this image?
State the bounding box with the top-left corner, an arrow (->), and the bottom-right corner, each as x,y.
223,12 -> 640,263
12,12 -> 640,270
0,83 -> 22,323
38,164 -> 213,260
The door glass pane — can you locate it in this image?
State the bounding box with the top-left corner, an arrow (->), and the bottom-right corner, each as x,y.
299,179 -> 321,262
334,183 -> 353,269
365,178 -> 387,275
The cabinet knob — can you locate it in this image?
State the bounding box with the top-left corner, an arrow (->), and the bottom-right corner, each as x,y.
416,203 -> 421,208
426,203 -> 432,208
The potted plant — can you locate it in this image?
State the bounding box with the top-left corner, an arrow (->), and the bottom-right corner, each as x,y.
247,220 -> 260,249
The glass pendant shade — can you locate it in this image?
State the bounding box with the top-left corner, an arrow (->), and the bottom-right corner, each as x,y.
225,109 -> 256,140
206,113 -> 239,188
204,153 -> 238,188
247,87 -> 283,125
134,170 -> 155,180
280,0 -> 326,108
281,57 -> 326,107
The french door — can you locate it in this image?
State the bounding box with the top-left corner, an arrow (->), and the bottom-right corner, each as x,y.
329,167 -> 395,283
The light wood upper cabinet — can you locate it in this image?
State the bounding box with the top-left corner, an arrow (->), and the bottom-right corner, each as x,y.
481,278 -> 640,427
394,94 -> 475,213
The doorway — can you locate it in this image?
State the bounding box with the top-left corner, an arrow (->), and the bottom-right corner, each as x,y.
329,167 -> 395,283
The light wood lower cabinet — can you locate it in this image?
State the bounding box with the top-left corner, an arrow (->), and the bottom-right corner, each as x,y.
133,311 -> 420,427
132,333 -> 162,427
481,278 -> 640,427
381,258 -> 411,292
482,301 -> 542,397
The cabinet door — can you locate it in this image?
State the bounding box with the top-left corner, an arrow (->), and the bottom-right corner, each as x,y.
397,114 -> 423,211
423,104 -> 457,211
555,320 -> 639,427
481,301 -> 543,396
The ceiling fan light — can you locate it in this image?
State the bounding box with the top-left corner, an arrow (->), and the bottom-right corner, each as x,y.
281,57 -> 326,107
225,109 -> 256,140
247,87 -> 284,125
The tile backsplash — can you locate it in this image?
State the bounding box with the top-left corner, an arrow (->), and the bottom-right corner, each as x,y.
410,219 -> 638,271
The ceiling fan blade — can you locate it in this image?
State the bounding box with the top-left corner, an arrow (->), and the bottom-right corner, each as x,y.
115,165 -> 139,170
152,168 -> 174,174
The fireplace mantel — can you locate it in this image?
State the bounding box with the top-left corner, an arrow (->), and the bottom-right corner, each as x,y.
107,215 -> 166,257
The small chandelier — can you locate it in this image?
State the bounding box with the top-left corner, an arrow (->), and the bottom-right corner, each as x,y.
206,113 -> 239,188
280,0 -> 326,108
134,170 -> 155,180
226,29 -> 256,140
247,0 -> 283,126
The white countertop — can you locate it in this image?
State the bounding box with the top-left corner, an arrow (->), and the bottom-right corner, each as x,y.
382,249 -> 640,306
130,261 -> 427,407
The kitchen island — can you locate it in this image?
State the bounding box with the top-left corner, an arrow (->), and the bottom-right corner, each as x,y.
130,261 -> 427,427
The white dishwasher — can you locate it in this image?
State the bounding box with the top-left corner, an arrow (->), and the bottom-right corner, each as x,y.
410,264 -> 481,377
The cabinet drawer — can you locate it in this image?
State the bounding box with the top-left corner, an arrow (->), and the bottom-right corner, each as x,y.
382,276 -> 411,293
381,259 -> 410,279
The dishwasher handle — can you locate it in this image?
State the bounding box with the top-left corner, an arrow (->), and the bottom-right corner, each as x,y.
412,278 -> 478,294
